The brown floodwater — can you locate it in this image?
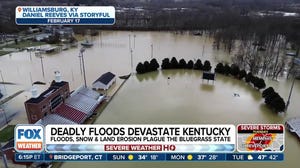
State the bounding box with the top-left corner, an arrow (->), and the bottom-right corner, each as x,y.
0,31 -> 299,168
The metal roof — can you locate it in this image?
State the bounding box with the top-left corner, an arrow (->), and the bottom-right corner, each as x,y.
54,104 -> 87,124
93,72 -> 116,85
66,86 -> 101,115
35,114 -> 76,126
286,117 -> 300,138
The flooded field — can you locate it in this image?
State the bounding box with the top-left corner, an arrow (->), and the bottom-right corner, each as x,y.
0,31 -> 232,126
0,31 -> 299,167
64,70 -> 300,168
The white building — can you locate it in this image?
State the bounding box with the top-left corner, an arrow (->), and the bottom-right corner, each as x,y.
92,72 -> 116,90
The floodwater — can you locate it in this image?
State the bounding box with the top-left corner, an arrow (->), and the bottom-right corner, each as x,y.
0,31 -> 299,168
0,31 -> 231,126
63,70 -> 300,168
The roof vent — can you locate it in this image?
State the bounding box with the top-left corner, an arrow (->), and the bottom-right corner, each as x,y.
54,71 -> 62,82
31,85 -> 38,98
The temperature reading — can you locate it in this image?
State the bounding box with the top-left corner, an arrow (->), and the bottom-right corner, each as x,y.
138,155 -> 148,160
258,155 -> 267,160
269,155 -> 278,160
209,155 -> 218,160
197,155 -> 207,160
150,155 -> 158,160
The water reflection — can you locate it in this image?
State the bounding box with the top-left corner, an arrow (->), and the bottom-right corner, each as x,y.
136,71 -> 159,82
200,84 -> 215,92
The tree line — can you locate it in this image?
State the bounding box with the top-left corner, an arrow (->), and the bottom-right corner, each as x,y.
136,58 -> 212,74
215,63 -> 266,90
215,62 -> 286,112
136,58 -> 285,113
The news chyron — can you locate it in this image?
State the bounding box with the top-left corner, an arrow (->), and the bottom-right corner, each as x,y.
14,124 -> 284,162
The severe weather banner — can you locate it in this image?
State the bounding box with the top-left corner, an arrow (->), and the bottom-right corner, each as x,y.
237,124 -> 285,152
14,124 -> 285,162
15,124 -> 236,153
15,6 -> 115,25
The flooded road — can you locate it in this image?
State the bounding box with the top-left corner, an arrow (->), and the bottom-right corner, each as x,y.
0,31 -> 299,167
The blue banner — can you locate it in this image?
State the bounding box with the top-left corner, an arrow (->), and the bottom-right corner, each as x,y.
16,18 -> 115,25
15,153 -> 284,162
15,6 -> 115,25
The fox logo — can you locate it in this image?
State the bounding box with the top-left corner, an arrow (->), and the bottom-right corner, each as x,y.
15,125 -> 44,152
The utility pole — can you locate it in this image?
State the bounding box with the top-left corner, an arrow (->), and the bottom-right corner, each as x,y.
40,56 -> 45,78
286,77 -> 295,111
202,34 -> 206,58
29,72 -> 33,85
151,44 -> 153,59
36,52 -> 45,79
133,34 -> 136,49
128,34 -> 131,50
79,53 -> 83,76
0,70 -> 6,93
79,47 -> 87,87
130,48 -> 133,73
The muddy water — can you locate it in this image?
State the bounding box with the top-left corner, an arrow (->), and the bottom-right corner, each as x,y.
64,70 -> 300,168
0,31 -> 299,167
0,31 -> 231,125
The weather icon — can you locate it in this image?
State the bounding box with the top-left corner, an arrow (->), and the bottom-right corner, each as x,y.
247,155 -> 253,160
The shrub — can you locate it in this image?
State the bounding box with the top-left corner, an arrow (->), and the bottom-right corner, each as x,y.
170,57 -> 179,69
224,64 -> 231,75
215,63 -> 224,74
161,58 -> 170,69
187,60 -> 194,69
262,87 -> 275,98
194,59 -> 203,70
238,70 -> 247,80
230,64 -> 240,77
136,62 -> 145,74
178,59 -> 187,69
150,58 -> 160,71
203,60 -> 212,71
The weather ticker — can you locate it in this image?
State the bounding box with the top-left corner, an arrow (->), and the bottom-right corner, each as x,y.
14,124 -> 284,162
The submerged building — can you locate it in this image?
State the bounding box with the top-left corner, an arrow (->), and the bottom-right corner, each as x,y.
24,80 -> 70,124
24,71 -> 105,125
92,72 -> 116,90
286,117 -> 300,139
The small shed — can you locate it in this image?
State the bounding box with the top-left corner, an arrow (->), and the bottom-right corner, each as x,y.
92,72 -> 116,90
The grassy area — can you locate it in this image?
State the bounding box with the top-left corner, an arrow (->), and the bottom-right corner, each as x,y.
0,40 -> 46,56
0,50 -> 11,56
4,40 -> 46,49
0,125 -> 15,142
